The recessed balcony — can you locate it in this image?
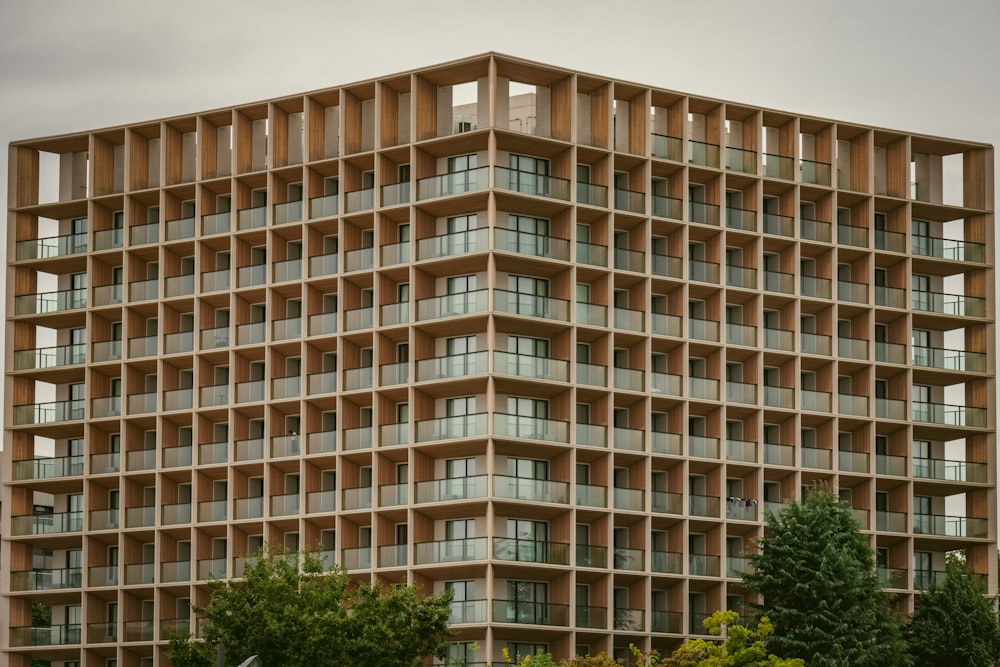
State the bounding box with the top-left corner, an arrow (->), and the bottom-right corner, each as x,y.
613,188 -> 644,214
493,538 -> 569,565
726,380 -> 757,404
492,600 -> 569,627
201,268 -> 230,292
309,193 -> 338,218
689,435 -> 720,458
494,351 -> 569,382
837,280 -> 868,304
15,288 -> 87,315
912,291 -> 986,317
164,331 -> 194,354
202,211 -> 232,235
689,140 -> 720,167
414,537 -> 488,565
802,447 -> 832,470
913,401 -> 987,427
93,228 -> 124,250
912,345 -> 987,372
726,321 -> 756,346
308,252 -> 338,277
575,482 -> 607,506
9,567 -> 82,591
495,166 -> 570,200
689,259 -> 719,283
689,376 -> 720,401
416,289 -> 489,321
800,217 -> 831,242
912,235 -> 986,263
416,227 -> 488,260
416,166 -> 489,200
688,318 -> 720,342
13,398 -> 84,425
689,552 -> 721,576
913,457 -> 988,483
725,146 -> 757,174
415,475 -> 488,503
875,229 -> 906,253
614,306 -> 644,332
130,222 -> 159,246
652,313 -> 682,338
493,414 -> 569,443
494,289 -> 569,321
652,194 -> 682,220
236,264 -> 266,288
274,200 -> 303,224
165,274 -> 195,297
9,625 -> 81,647
128,278 -> 158,302
12,454 -> 83,480
165,216 -> 195,240
493,474 -> 568,504
237,205 -> 266,230
689,201 -> 720,226
913,514 -> 988,538
726,207 -> 756,232
651,133 -> 682,161
415,413 -> 488,443
575,301 -> 607,327
577,182 -> 609,207
763,153 -> 794,180
15,232 -> 88,260
380,181 -> 410,207
689,494 -> 720,518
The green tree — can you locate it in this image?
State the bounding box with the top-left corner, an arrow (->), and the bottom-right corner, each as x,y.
742,489 -> 910,667
165,545 -> 453,667
906,559 -> 1000,666
661,611 -> 804,666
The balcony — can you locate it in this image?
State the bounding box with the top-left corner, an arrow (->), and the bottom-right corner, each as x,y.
9,567 -> 82,591
838,280 -> 868,304
130,222 -> 159,246
165,216 -> 195,240
381,181 -> 410,207
128,334 -> 157,357
93,227 -> 123,250
380,241 -> 410,267
913,514 -> 988,538
913,290 -> 986,317
342,486 -> 372,511
690,435 -> 720,458
493,538 -> 569,565
689,376 -> 720,401
652,194 -> 682,220
577,182 -> 609,207
614,485 -> 644,510
237,206 -> 266,230
614,246 -> 646,273
235,437 -> 264,461
415,413 -> 488,442
725,146 -> 757,174
838,335 -> 869,360
726,555 -> 753,577
309,193 -> 338,218
876,453 -> 907,476
913,346 -> 987,372
234,496 -> 265,520
492,475 -> 568,504
91,452 -> 120,475
875,341 -> 906,364
199,441 -> 228,465
912,402 -> 987,427
912,235 -> 986,262
199,383 -> 229,408
876,510 -> 907,533
875,229 -> 906,253
162,559 -> 191,583
416,289 -> 489,321
309,252 -> 338,277
492,600 -> 569,627
726,321 -> 756,346
763,153 -> 793,179
689,258 -> 720,283
801,447 -> 832,470
726,207 -> 757,232
306,490 -> 336,514
273,258 -> 302,282
913,457 -> 988,483
800,275 -> 831,300
417,227 -> 488,260
726,380 -> 757,404
652,431 -> 682,456
875,285 -> 906,309
652,490 -> 682,514
689,318 -> 720,342
763,327 -> 794,351
416,351 -> 487,382
838,393 -> 869,417
163,444 -> 193,467
202,211 -> 232,235
651,371 -> 682,396
165,273 -> 195,298
875,398 -> 906,421
765,442 -> 794,466
801,332 -> 831,355
577,240 -> 607,266
614,188 -> 644,213
688,140 -> 720,167
576,482 -> 607,507
196,557 -> 227,580
92,339 -> 122,362
379,482 -> 408,507
197,499 -> 228,522
689,494 -> 720,518
576,363 -> 607,388
689,552 -> 721,577
651,133 -> 682,161
414,537 -> 488,565
15,288 -> 86,315
12,455 -> 84,480
307,430 -> 337,454
726,439 -> 757,464
651,313 -> 682,338
343,426 -> 373,451
800,158 -> 831,185
494,351 -> 569,382
762,212 -> 794,237
164,331 -> 195,354
89,564 -> 119,586
14,343 -> 86,373
17,232 -> 89,260
237,264 -> 267,288
12,398 -> 84,425
274,200 -> 303,224
614,608 -> 645,632
763,269 -> 795,294
272,316 -> 302,341
9,625 -> 81,647
126,449 -> 155,471
576,604 -> 608,630
125,505 -> 155,529
837,223 -> 868,247
415,475 -> 487,503
417,166 -> 489,200
308,312 -> 338,336
494,166 -> 570,200
342,366 -> 373,392
726,264 -> 757,289
162,502 -> 192,525
128,278 -> 158,302
11,511 -> 82,535
689,201 -> 720,225
800,218 -> 831,242
201,268 -> 230,292
494,289 -> 569,321
271,493 -> 300,517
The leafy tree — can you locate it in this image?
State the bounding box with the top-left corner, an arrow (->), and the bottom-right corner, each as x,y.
742,489 -> 910,667
907,559 -> 1000,666
563,653 -> 622,666
661,611 -> 804,666
165,545 -> 452,667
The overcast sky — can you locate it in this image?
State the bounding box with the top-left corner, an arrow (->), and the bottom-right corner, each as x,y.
0,1 -> 998,377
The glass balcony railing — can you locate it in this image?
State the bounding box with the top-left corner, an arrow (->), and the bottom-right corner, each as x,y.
838,336 -> 869,360
726,207 -> 757,232
415,413 -> 489,443
688,140 -> 720,167
651,253 -> 682,279
614,306 -> 644,332
613,546 -> 644,571
651,313 -> 682,338
342,367 -> 373,392
689,376 -> 720,401
309,252 -> 339,277
235,437 -> 264,461
415,475 -> 488,503
164,330 -> 194,354
417,167 -> 489,200
344,306 -> 373,331
380,241 -> 410,267
838,450 -> 869,473
161,560 -> 191,583
801,331 -> 832,355
801,389 -> 832,412
912,291 -> 987,317
308,312 -> 338,337
763,212 -> 794,237
614,246 -> 645,272
874,229 -> 905,253
93,227 -> 123,250
199,383 -> 229,407
237,206 -> 266,230
9,567 -> 82,591
130,222 -> 159,246
800,218 -> 832,242
875,510 -> 907,533
765,442 -> 794,466
271,375 -> 301,400
492,600 -> 569,627
162,445 -> 193,468
89,564 -> 119,585
651,551 -> 683,576
11,511 -> 83,535
763,386 -> 795,409
417,351 -> 487,382
342,426 -> 373,452
494,351 -> 569,382
494,289 -> 569,321
15,288 -> 87,315
201,268 -> 230,292
614,188 -> 645,213
689,201 -> 720,225
913,457 -> 988,483
912,345 -> 987,372
726,322 -> 756,346
380,181 -> 410,207
234,379 -> 265,403
92,339 -> 122,362
652,431 -> 682,456
162,502 -> 192,525
163,388 -> 193,411
576,547 -> 608,571
126,449 -> 155,471
838,393 -> 869,417
652,194 -> 682,220
493,413 -> 569,443
199,441 -> 228,465
274,200 -> 303,225
234,497 -> 265,520
575,301 -> 607,326
416,289 -> 489,321
270,493 -> 300,517
876,453 -> 907,476
16,232 -> 88,260
13,343 -> 86,370
124,506 -> 155,529
800,158 -> 831,185
689,552 -> 722,578
802,447 -> 833,470
90,452 -> 120,475
726,381 -> 757,404
309,193 -> 338,218
576,363 -> 607,388
196,557 -> 227,580
912,234 -> 986,262
417,227 -> 488,260
202,211 -> 232,235
236,264 -> 266,288
689,435 -> 720,459
576,482 -> 607,506
725,146 -> 757,174
197,499 -> 228,523
689,258 -> 720,283
613,427 -> 644,452
763,153 -> 794,180
495,166 -> 570,200
272,316 -> 302,341
345,188 -> 374,213
838,280 -> 868,304
764,270 -> 794,294
875,341 -> 906,364
651,371 -> 682,396
379,362 -> 409,387
837,223 -> 868,247
305,489 -> 336,514
9,625 -> 82,647
575,423 -> 607,449
493,475 -> 568,504
164,274 -> 195,297
414,537 -> 488,565
306,430 -> 337,454
912,402 -> 987,427
651,490 -> 682,515
875,397 -> 906,421
763,327 -> 794,351
726,264 -> 756,289
493,538 -> 569,565
273,258 -> 302,282
128,334 -> 157,358
165,216 -> 195,240
576,240 -> 607,266
874,285 -> 906,308
913,514 -> 988,538
576,182 -> 609,207
651,133 -> 682,161
688,317 -> 720,342
13,399 -> 85,425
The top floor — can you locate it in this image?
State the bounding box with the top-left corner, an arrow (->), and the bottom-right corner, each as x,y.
7,52 -> 994,213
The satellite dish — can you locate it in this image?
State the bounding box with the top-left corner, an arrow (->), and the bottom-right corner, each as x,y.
236,657 -> 261,667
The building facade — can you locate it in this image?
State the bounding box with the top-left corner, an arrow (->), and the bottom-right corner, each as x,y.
2,53 -> 996,666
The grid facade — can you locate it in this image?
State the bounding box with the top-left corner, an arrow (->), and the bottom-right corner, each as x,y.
2,52 -> 996,666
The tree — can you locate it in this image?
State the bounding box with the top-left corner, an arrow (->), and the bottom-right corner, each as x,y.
661,611 -> 804,666
906,559 -> 1000,666
165,545 -> 453,667
741,489 -> 910,666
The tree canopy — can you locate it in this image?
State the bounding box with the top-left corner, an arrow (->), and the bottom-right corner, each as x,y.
165,546 -> 453,667
662,611 -> 804,667
741,489 -> 909,667
906,558 -> 1000,666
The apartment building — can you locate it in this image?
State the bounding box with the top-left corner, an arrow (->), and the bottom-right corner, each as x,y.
2,53 -> 995,666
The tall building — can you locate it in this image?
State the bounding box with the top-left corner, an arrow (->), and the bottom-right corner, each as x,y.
2,53 -> 995,666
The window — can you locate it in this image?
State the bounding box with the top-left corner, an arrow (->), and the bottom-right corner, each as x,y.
508,335 -> 548,358
505,581 -> 549,624
505,398 -> 549,438
445,582 -> 478,623
508,154 -> 550,195
447,154 -> 478,191
507,274 -> 549,316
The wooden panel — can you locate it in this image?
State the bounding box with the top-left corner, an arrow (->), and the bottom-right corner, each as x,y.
379,84 -> 399,148
271,105 -> 289,168
886,138 -> 908,199
128,130 -> 149,191
590,84 -> 609,150
851,132 -> 870,193
550,77 -> 571,142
